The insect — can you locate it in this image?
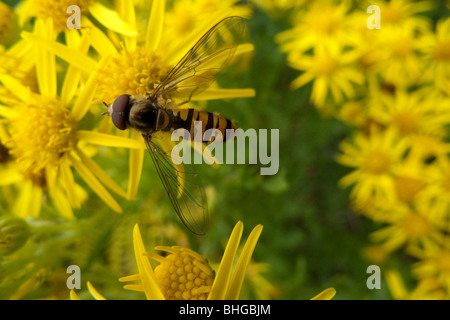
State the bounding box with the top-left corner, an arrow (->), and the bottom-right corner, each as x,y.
104,17 -> 246,235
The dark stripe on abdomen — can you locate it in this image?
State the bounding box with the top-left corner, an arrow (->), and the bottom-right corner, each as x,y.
171,109 -> 236,142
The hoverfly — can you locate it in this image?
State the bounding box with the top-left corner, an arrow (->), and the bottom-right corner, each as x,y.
104,17 -> 246,235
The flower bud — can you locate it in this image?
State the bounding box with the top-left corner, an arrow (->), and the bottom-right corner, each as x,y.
0,215 -> 30,256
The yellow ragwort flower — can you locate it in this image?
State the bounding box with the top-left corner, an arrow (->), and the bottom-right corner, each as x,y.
368,200 -> 445,254
163,0 -> 252,48
386,270 -> 445,299
368,90 -> 450,138
18,0 -> 138,35
369,0 -> 434,32
375,24 -> 426,88
276,0 -> 354,54
411,239 -> 450,295
286,40 -> 364,107
119,221 -> 262,300
70,222 -> 335,300
0,18 -> 144,218
22,0 -> 255,199
336,127 -> 410,209
419,17 -> 450,91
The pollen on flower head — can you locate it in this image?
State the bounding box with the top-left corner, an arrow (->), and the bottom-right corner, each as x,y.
400,211 -> 432,240
96,47 -> 171,104
153,246 -> 214,300
7,97 -> 75,187
364,150 -> 391,175
31,0 -> 93,31
315,55 -> 339,76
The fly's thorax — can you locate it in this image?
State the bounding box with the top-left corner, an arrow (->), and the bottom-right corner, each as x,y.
128,100 -> 164,133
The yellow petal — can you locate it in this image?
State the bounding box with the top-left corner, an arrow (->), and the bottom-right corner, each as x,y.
118,274 -> 141,282
1,39 -> 34,71
208,221 -> 243,300
311,287 -> 336,300
123,284 -> 145,292
145,0 -> 165,50
165,13 -> 226,65
235,43 -> 254,56
70,290 -> 80,300
192,88 -> 256,101
0,167 -> 22,186
45,162 -> 57,199
45,164 -> 74,219
128,138 -> 145,200
16,0 -> 33,26
226,224 -> 263,300
34,18 -> 56,99
61,30 -> 90,105
87,281 -> 107,300
83,19 -> 117,57
0,74 -> 30,104
117,0 -> 136,28
70,56 -> 110,122
88,2 -> 138,37
133,224 -> 165,300
75,147 -> 128,199
59,160 -> 81,209
76,130 -> 146,149
51,185 -> 74,219
69,152 -> 122,213
21,32 -> 97,74
14,180 -> 42,218
117,0 -> 136,51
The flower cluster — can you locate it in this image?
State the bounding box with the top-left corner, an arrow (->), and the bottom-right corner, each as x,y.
276,0 -> 450,298
0,0 -> 336,302
0,0 -> 259,299
70,222 -> 334,300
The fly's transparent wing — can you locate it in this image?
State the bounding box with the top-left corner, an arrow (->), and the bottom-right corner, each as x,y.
142,133 -> 209,235
150,16 -> 246,104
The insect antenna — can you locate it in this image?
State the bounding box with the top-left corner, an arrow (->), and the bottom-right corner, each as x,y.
101,101 -> 109,115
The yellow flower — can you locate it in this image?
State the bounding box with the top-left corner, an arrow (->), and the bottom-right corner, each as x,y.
18,0 -> 137,35
419,17 -> 450,91
375,24 -> 425,88
368,200 -> 445,254
338,100 -> 369,128
368,90 -> 450,137
0,18 -> 143,218
417,158 -> 450,220
286,41 -> 364,107
119,221 -> 262,300
71,222 -> 335,300
276,0 -> 353,54
411,239 -> 450,294
163,0 -> 252,45
368,0 -> 434,32
336,127 -> 410,209
386,270 -> 445,299
22,0 -> 255,199
407,134 -> 450,166
363,245 -> 390,265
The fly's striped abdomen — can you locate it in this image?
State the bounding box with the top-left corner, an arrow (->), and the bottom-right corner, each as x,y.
170,108 -> 237,142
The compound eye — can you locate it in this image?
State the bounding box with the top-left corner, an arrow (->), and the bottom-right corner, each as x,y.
111,94 -> 130,130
